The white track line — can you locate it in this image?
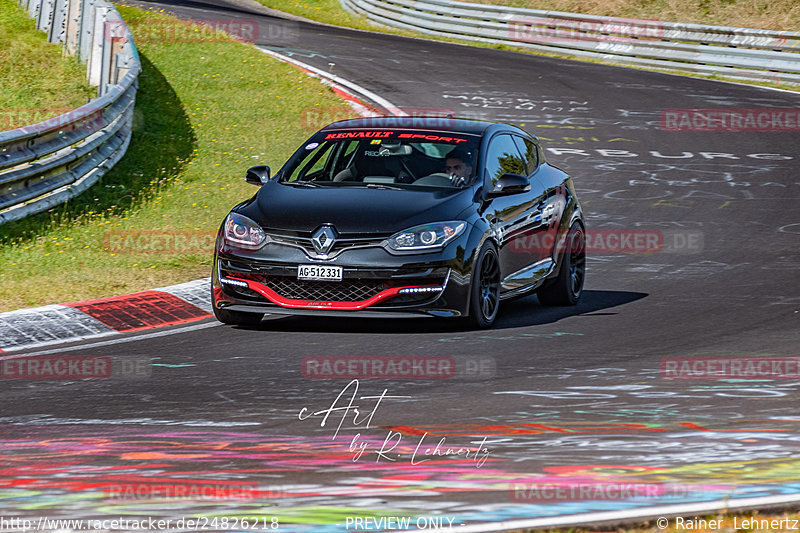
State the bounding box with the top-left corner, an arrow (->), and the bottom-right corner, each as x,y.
258,47 -> 407,117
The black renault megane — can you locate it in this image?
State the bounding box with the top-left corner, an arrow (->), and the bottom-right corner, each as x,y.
212,117 -> 585,328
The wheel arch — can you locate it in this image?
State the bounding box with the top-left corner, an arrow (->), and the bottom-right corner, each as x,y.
547,188 -> 585,281
462,223 -> 498,317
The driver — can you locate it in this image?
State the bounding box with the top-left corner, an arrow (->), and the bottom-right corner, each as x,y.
444,149 -> 473,186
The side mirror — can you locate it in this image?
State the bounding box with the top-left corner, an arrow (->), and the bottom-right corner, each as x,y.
487,173 -> 530,197
245,165 -> 270,186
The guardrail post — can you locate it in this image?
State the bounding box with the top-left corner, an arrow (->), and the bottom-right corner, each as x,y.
110,38 -> 126,86
36,0 -> 55,34
78,0 -> 97,63
114,49 -> 133,85
87,3 -> 108,88
64,0 -> 81,55
28,0 -> 42,22
99,10 -> 115,93
49,0 -> 69,43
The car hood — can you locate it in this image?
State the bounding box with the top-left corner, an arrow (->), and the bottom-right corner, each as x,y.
240,181 -> 475,234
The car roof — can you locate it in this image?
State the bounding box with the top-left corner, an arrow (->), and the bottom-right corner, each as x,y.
320,117 -> 529,137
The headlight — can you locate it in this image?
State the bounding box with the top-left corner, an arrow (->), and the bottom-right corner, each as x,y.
223,213 -> 267,250
387,221 -> 466,252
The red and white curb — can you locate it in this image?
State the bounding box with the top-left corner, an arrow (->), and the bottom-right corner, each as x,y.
0,278 -> 212,353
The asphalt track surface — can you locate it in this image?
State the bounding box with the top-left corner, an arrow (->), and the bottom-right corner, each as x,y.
2,1 -> 800,531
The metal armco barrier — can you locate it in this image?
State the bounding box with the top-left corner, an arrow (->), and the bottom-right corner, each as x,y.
0,0 -> 140,225
340,0 -> 800,84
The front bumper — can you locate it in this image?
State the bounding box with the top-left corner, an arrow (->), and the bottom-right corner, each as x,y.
212,244 -> 473,318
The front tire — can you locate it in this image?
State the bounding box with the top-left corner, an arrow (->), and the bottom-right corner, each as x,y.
213,305 -> 264,327
468,242 -> 501,328
537,222 -> 585,306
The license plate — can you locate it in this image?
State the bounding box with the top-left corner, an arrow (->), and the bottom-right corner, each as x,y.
297,265 -> 342,281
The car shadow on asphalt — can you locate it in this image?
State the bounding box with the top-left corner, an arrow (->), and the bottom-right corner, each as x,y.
494,289 -> 648,330
247,289 -> 648,334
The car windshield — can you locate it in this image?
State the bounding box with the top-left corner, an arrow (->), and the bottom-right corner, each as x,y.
279,130 -> 480,190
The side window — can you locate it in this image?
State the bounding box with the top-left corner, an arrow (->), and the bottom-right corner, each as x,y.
484,134 -> 527,186
512,136 -> 539,175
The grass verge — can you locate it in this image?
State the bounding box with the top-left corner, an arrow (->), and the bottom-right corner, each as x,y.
0,0 -> 95,128
0,5 -> 359,312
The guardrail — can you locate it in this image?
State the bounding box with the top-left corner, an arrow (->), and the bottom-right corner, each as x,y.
0,0 -> 140,225
340,0 -> 800,85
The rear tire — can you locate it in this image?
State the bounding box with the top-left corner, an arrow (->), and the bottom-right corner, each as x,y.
213,305 -> 264,327
467,242 -> 501,329
537,222 -> 585,306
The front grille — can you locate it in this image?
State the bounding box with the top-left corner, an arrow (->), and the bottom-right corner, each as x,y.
264,230 -> 389,258
263,276 -> 390,302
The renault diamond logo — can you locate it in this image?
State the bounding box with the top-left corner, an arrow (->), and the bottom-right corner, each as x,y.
311,226 -> 337,255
